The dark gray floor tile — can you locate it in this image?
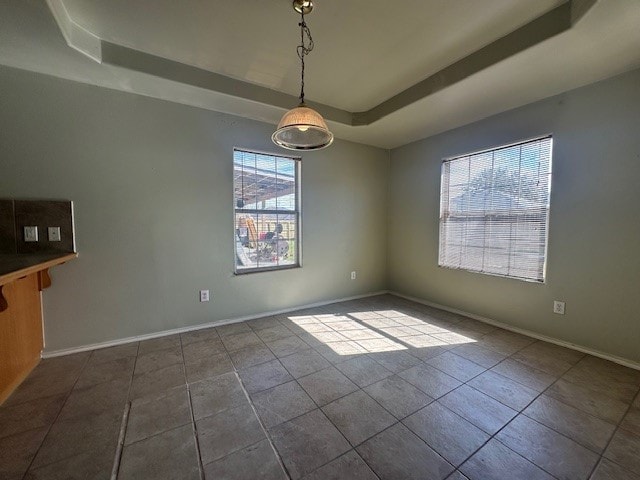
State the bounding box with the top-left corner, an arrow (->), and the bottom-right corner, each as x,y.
490,359 -> 557,392
439,385 -> 517,435
364,375 -> 432,419
303,450 -> 378,480
238,359 -> 293,394
119,424 -> 200,480
452,343 -> 506,368
0,394 -> 65,439
368,350 -> 422,373
88,344 -> 138,365
512,341 -> 583,377
480,330 -> 535,356
229,344 -> 276,370
546,378 -> 630,424
137,334 -> 181,355
196,403 -> 266,465
0,427 -> 48,479
267,336 -> 313,358
32,410 -> 122,468
356,423 -> 454,480
270,409 -> 350,479
460,439 -> 553,480
125,385 -> 191,445
76,356 -> 135,388
216,322 -> 252,337
252,381 -> 316,428
322,390 -> 396,446
190,371 -> 247,420
255,325 -> 295,343
334,356 -> 393,388
591,458 -> 640,480
203,438 -> 286,480
24,445 -> 115,480
562,364 -> 639,403
182,338 -> 226,363
130,363 -> 185,400
134,346 -> 183,376
280,348 -> 331,378
221,331 -> 264,352
496,414 -> 599,480
24,446 -> 115,480
3,367 -> 78,407
621,407 -> 640,436
398,363 -> 462,399
58,376 -> 130,421
180,328 -> 220,347
604,428 -> 640,474
403,402 -> 489,466
426,352 -> 486,382
467,370 -> 539,411
184,351 -> 234,384
447,471 -> 470,480
246,316 -> 285,331
524,394 -> 616,452
297,366 -> 359,406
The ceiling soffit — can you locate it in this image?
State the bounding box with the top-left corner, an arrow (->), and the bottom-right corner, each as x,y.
46,0 -> 595,128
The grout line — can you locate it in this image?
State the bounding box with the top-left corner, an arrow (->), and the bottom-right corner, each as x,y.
235,371 -> 292,480
110,402 -> 130,480
18,352 -> 92,479
179,333 -> 205,480
585,387 -> 640,479
186,386 -> 205,480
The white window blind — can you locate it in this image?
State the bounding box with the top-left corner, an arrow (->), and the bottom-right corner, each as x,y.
439,136 -> 552,282
234,149 -> 300,273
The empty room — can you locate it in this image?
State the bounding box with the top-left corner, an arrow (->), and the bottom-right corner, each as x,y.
1,1 -> 639,479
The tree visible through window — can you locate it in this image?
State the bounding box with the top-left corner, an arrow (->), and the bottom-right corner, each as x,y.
439,136 -> 552,282
234,149 -> 300,273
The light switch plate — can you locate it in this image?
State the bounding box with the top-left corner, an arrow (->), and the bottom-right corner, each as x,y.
24,226 -> 38,242
48,226 -> 61,242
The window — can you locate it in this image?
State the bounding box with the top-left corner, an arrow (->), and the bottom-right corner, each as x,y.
234,149 -> 300,273
438,136 -> 552,282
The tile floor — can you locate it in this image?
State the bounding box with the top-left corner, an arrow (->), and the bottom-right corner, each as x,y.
1,294 -> 639,480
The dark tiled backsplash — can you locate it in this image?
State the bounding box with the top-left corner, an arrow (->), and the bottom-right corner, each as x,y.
0,199 -> 75,254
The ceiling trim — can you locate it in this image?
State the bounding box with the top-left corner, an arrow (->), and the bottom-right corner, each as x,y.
47,0 -> 596,127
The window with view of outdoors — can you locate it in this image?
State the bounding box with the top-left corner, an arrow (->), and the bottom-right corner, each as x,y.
234,149 -> 300,273
439,136 -> 553,282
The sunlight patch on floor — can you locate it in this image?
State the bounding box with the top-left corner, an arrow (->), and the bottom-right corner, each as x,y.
286,308 -> 477,355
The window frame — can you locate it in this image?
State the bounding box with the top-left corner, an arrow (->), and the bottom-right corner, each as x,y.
233,148 -> 302,275
437,135 -> 553,283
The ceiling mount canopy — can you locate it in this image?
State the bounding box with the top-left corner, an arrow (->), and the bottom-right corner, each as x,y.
272,0 -> 334,151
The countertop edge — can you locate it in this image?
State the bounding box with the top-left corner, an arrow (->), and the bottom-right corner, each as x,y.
0,253 -> 78,286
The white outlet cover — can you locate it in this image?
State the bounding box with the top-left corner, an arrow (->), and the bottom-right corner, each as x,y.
48,227 -> 61,242
553,301 -> 565,315
24,226 -> 38,242
351,271 -> 357,280
200,290 -> 210,302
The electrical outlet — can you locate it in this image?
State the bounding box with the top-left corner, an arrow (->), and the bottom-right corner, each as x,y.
48,227 -> 61,242
24,226 -> 38,242
200,290 -> 210,302
553,300 -> 565,315
350,271 -> 357,280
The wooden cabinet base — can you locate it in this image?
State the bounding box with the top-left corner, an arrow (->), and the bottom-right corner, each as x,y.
0,273 -> 43,404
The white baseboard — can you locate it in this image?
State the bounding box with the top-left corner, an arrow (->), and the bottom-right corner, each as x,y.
41,290 -> 390,358
390,291 -> 640,372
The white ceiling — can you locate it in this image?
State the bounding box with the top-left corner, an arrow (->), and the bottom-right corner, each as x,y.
1,0 -> 640,148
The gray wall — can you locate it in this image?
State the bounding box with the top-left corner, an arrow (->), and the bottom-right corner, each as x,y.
388,68 -> 640,363
0,66 -> 389,352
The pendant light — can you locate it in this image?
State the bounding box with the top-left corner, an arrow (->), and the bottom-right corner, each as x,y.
272,0 -> 334,151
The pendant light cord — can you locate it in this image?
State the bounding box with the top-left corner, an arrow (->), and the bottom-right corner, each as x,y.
297,10 -> 314,104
